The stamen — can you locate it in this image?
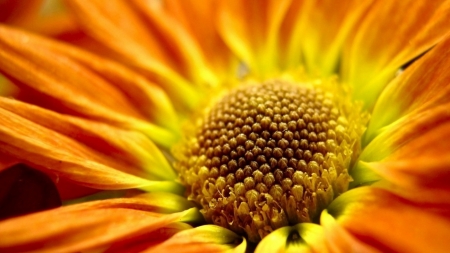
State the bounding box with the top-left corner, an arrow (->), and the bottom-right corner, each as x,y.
174,79 -> 366,242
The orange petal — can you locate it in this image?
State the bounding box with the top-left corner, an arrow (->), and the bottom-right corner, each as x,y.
281,0 -> 374,75
365,33 -> 450,142
105,223 -> 192,253
129,0 -> 219,87
343,0 -> 450,108
359,102 -> 450,192
375,181 -> 450,210
63,0 -> 200,110
0,107 -> 160,190
0,153 -> 99,200
0,25 -> 177,147
23,4 -> 81,38
216,0 -> 292,76
55,192 -> 195,214
142,225 -> 246,253
52,177 -> 100,200
320,210 -> 381,253
62,0 -> 169,68
0,24 -> 178,129
163,0 -> 238,82
0,153 -> 17,172
331,187 -> 450,253
0,0 -> 43,26
0,97 -> 176,181
0,201 -> 197,253
0,26 -> 142,120
0,74 -> 18,97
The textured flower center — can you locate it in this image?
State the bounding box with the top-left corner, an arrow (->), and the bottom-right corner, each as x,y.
174,80 -> 365,242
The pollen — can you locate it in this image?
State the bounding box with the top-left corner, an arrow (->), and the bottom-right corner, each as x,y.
173,79 -> 367,242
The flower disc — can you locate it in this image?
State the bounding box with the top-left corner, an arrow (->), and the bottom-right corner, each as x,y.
174,80 -> 366,242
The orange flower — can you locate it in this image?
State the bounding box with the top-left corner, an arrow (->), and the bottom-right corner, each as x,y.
1,0 -> 450,252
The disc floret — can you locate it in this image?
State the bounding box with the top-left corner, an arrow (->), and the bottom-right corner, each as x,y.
174,79 -> 367,242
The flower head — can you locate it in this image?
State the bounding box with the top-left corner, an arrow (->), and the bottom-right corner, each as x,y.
1,0 -> 450,252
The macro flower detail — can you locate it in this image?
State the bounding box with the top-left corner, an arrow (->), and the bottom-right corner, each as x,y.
0,0 -> 450,252
174,80 -> 367,242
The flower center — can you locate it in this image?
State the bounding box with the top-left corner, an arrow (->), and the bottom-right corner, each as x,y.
174,79 -> 366,242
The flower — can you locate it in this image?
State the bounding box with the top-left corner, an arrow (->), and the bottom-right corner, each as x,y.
1,0 -> 450,252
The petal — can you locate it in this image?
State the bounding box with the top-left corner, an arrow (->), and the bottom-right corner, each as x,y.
63,0 -> 200,110
129,192 -> 196,214
281,0 -> 374,75
142,225 -> 246,253
0,201 -> 198,253
0,153 -> 99,200
342,0 -> 450,108
365,33 -> 450,142
162,0 -> 238,81
0,25 -> 177,147
0,107 -> 174,190
0,152 -> 17,172
0,74 -> 18,97
216,0 -> 292,76
320,210 -> 382,253
0,97 -> 176,181
19,0 -> 80,37
105,223 -> 192,253
52,177 -> 100,200
58,192 -> 195,214
330,187 -> 450,253
374,181 -> 450,210
0,0 -> 43,26
62,0 -> 170,68
129,0 -> 219,87
0,24 -> 179,130
255,223 -> 327,253
357,102 -> 450,191
0,27 -> 142,119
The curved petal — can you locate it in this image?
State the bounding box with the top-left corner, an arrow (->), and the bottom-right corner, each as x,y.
255,223 -> 326,253
281,0 -> 374,75
320,210 -> 381,253
63,0 -> 200,110
216,0 -> 292,76
129,0 -> 219,87
0,25 -> 177,147
342,0 -> 450,108
0,154 -> 99,200
62,0 -> 170,69
52,177 -> 100,200
18,0 -> 80,37
54,192 -> 195,214
0,26 -> 142,119
0,24 -> 179,129
0,0 -> 43,26
330,187 -> 450,253
0,97 -> 176,181
64,0 -> 217,90
365,33 -> 450,142
0,107 -> 171,190
0,201 -> 198,253
0,74 -> 18,97
357,102 -> 450,193
0,153 -> 17,172
374,181 -> 450,210
105,223 -> 192,253
142,225 -> 246,253
163,0 -> 238,82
